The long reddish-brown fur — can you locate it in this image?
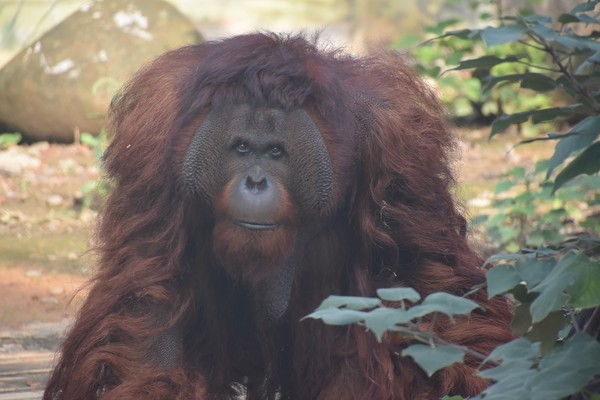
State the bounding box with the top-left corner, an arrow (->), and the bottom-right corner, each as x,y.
44,33 -> 512,400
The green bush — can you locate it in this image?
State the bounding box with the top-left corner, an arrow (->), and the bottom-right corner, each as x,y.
394,8 -> 554,133
473,162 -> 600,252
0,132 -> 21,149
79,131 -> 110,210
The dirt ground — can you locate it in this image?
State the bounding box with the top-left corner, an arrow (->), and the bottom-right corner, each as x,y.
0,129 -> 553,332
0,142 -> 97,330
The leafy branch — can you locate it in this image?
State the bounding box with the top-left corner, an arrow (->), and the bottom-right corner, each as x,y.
304,289 -> 497,376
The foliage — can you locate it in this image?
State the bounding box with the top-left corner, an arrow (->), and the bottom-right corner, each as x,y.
77,76 -> 120,210
310,280 -> 600,399
80,130 -> 107,160
312,1 -> 600,399
473,162 -> 600,252
476,249 -> 600,400
435,3 -> 600,188
305,289 -> 481,376
79,130 -> 110,209
0,132 -> 22,149
394,8 -> 554,133
476,333 -> 600,400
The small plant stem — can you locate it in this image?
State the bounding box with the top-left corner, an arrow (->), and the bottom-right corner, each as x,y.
515,60 -> 560,72
536,36 -> 600,112
393,323 -> 500,367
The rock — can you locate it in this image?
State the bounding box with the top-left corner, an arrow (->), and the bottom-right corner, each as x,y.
0,0 -> 203,142
26,141 -> 50,157
41,296 -> 60,305
58,158 -> 82,174
49,287 -> 65,295
0,149 -> 41,175
25,270 -> 42,278
46,195 -> 64,207
0,211 -> 11,224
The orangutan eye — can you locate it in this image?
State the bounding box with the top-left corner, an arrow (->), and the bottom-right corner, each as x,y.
235,142 -> 250,154
269,145 -> 284,158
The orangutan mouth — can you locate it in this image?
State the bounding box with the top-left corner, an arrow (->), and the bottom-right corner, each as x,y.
233,220 -> 280,231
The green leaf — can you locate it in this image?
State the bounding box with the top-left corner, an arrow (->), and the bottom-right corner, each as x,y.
528,333 -> 600,400
555,35 -> 600,52
486,264 -> 522,298
515,257 -> 555,287
530,106 -> 577,124
401,344 -> 465,377
316,295 -> 380,311
363,307 -> 414,341
482,73 -> 525,93
434,28 -> 481,42
546,116 -> 600,177
511,303 -> 533,336
451,55 -> 519,70
484,253 -> 538,267
530,252 -> 580,322
576,59 -> 599,75
520,73 -> 557,92
523,14 -> 552,25
476,340 -> 539,399
482,25 -> 525,47
490,112 -> 530,137
79,181 -> 98,194
558,10 -> 600,24
304,308 -> 367,325
509,283 -> 538,304
0,132 -> 22,149
525,311 -> 568,353
470,214 -> 488,226
589,51 -> 600,63
566,255 -> 600,309
577,13 -> 600,24
507,166 -> 526,178
477,334 -> 600,400
531,369 -> 600,400
486,337 -> 541,363
425,18 -> 460,36
393,34 -> 421,49
571,1 -> 599,13
558,13 -> 581,24
475,363 -> 535,400
528,24 -> 558,41
494,179 -> 517,193
80,132 -> 100,148
408,292 -> 481,319
446,51 -> 465,66
377,287 -> 421,303
548,132 -> 598,178
553,141 -> 600,192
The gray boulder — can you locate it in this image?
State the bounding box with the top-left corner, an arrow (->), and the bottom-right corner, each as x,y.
0,0 -> 202,142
